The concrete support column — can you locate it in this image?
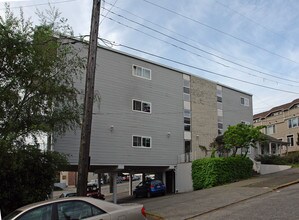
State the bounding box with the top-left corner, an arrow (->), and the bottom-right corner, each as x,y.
129,173 -> 133,195
113,173 -> 117,204
269,142 -> 272,155
162,171 -> 166,186
97,173 -> 101,194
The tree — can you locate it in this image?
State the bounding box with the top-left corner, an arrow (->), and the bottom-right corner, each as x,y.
209,135 -> 230,157
223,123 -> 264,157
0,5 -> 85,215
0,5 -> 85,144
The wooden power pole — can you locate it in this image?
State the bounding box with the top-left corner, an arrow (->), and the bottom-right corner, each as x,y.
77,0 -> 101,196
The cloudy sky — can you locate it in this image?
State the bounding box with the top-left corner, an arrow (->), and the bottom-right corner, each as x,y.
1,0 -> 299,115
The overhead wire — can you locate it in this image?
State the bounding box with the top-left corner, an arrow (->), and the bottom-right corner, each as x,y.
215,0 -> 298,47
103,1 -> 299,85
100,11 -> 299,88
143,0 -> 299,65
97,37 -> 299,95
99,0 -> 119,26
0,0 -> 76,10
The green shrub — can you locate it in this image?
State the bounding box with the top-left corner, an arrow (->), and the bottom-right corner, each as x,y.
256,153 -> 299,165
284,152 -> 299,164
192,156 -> 253,190
255,155 -> 288,165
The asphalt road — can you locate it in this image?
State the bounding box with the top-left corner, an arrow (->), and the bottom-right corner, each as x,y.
196,183 -> 299,220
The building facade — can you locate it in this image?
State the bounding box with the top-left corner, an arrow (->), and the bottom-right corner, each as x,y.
253,99 -> 299,154
53,41 -> 253,192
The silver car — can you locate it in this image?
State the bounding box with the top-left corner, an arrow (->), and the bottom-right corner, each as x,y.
3,197 -> 147,220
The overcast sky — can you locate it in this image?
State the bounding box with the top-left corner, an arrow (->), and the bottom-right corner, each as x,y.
1,0 -> 299,115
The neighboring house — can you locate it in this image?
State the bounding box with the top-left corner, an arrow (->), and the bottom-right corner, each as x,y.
53,40 -> 253,194
249,134 -> 289,159
253,99 -> 299,155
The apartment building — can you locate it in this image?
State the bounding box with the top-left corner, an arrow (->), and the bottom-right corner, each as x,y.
53,41 -> 253,193
253,99 -> 299,154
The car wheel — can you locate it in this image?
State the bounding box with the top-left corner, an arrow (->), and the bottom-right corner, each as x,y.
146,191 -> 151,198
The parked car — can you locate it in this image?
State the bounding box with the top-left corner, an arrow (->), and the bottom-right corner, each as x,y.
132,175 -> 141,181
133,179 -> 166,198
3,197 -> 147,220
58,186 -> 105,200
59,192 -> 77,198
87,179 -> 104,187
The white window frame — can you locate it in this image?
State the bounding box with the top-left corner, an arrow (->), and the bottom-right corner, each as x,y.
288,117 -> 299,128
132,135 -> 152,148
132,99 -> 152,114
287,135 -> 294,147
132,65 -> 151,80
241,97 -> 249,107
241,121 -> 251,125
266,124 -> 276,135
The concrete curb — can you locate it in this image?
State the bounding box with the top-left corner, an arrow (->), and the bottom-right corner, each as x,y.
273,179 -> 299,190
146,211 -> 165,220
183,179 -> 299,220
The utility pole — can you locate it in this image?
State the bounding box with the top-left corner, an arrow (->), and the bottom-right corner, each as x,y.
77,0 -> 101,196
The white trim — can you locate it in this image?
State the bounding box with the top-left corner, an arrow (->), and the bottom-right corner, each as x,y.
240,97 -> 250,107
132,135 -> 152,148
132,99 -> 152,114
132,64 -> 151,80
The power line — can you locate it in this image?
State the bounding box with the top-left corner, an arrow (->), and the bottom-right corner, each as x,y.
99,0 -> 118,26
103,2 -> 299,85
0,0 -> 76,10
143,0 -> 299,65
98,38 -> 299,95
215,0 -> 292,44
100,12 -> 299,88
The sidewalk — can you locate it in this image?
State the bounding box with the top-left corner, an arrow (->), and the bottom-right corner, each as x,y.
144,168 -> 299,220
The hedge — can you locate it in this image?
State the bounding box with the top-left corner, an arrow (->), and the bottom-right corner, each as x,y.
192,156 -> 253,190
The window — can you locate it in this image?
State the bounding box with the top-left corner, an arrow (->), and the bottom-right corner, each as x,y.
132,100 -> 151,113
218,129 -> 223,135
132,65 -> 151,80
19,205 -> 52,220
183,93 -> 190,102
241,97 -> 249,106
184,109 -> 191,118
287,135 -> 294,147
266,125 -> 276,134
217,96 -> 222,102
288,117 -> 299,128
217,109 -> 223,117
133,136 -> 151,148
183,79 -> 190,88
217,102 -> 223,110
183,87 -> 190,94
218,123 -> 223,129
57,201 -> 105,220
241,121 -> 250,125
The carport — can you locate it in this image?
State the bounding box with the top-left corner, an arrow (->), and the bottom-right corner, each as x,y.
64,164 -> 175,203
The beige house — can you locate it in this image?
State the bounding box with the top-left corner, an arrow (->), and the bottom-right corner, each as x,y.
253,99 -> 299,154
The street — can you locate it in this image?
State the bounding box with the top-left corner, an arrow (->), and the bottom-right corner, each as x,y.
196,183 -> 299,220
53,169 -> 299,220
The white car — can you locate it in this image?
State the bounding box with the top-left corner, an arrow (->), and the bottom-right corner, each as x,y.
3,197 -> 147,220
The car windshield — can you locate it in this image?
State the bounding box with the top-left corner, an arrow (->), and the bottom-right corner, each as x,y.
3,210 -> 22,220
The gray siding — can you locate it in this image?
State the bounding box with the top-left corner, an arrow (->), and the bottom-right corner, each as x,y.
222,86 -> 253,130
54,45 -> 184,166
